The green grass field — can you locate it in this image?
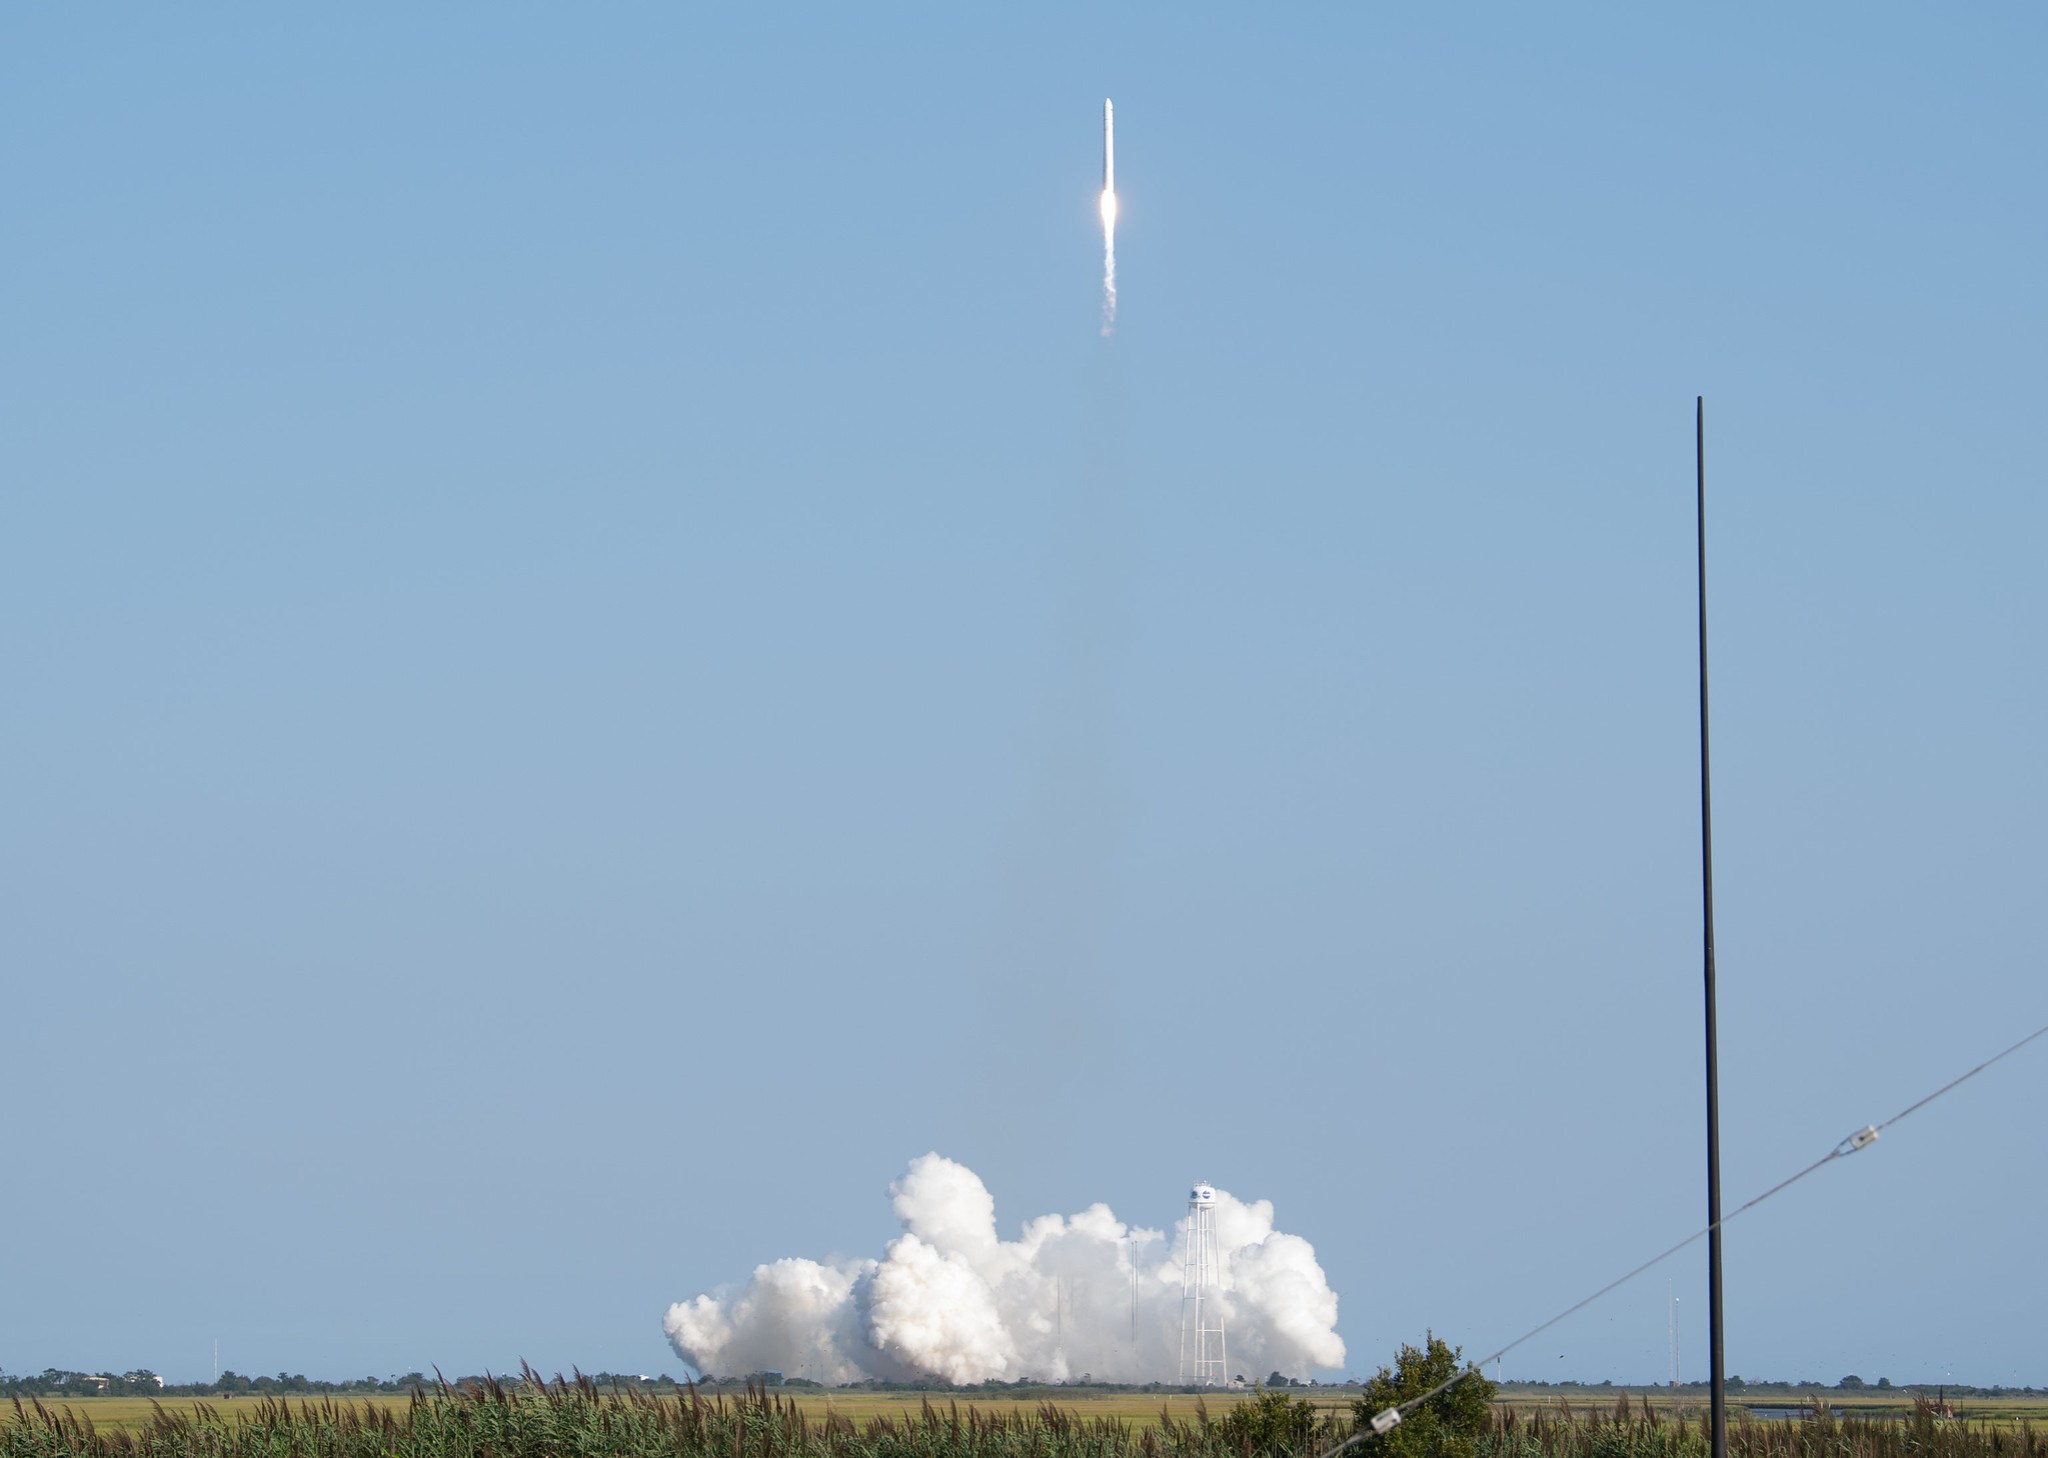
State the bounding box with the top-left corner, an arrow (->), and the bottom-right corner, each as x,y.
15,1391 -> 1314,1435
1494,1388 -> 2048,1427
23,1387 -> 2048,1436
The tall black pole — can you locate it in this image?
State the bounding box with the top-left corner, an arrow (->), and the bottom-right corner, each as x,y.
1697,396 -> 1727,1458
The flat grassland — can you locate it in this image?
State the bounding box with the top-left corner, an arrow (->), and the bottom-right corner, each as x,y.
23,1388 -> 2048,1436
1496,1390 -> 2048,1426
12,1391 -> 1324,1434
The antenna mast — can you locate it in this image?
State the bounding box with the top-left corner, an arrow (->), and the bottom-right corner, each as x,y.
1129,1233 -> 1137,1346
1668,1282 -> 1679,1385
1698,396 -> 1728,1458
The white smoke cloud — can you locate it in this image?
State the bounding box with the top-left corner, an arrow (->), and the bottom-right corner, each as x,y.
663,1154 -> 1345,1385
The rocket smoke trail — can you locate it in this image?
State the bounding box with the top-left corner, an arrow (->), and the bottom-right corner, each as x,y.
1100,98 -> 1117,336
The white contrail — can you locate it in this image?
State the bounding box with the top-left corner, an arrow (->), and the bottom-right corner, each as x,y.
1100,98 -> 1117,336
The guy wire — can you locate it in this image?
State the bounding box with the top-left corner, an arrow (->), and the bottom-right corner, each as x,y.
1322,1018 -> 2048,1458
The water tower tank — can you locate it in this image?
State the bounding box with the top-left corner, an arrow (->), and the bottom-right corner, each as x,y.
1190,1182 -> 1216,1204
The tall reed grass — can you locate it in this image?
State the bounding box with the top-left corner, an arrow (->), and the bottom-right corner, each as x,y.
5,1378 -> 2040,1458
1480,1392 -> 2045,1458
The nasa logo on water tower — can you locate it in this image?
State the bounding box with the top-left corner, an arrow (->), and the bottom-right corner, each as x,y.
1190,1184 -> 1216,1204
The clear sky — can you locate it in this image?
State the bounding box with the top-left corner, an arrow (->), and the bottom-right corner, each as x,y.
4,4 -> 2044,1390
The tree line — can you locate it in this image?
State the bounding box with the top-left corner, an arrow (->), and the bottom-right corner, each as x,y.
0,1371 -> 676,1399
7,1362 -> 2036,1403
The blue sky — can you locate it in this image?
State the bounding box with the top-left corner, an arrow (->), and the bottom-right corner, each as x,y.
4,4 -> 2044,1388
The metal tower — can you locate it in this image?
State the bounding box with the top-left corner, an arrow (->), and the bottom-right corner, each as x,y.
1178,1181 -> 1227,1386
1668,1282 -> 1680,1385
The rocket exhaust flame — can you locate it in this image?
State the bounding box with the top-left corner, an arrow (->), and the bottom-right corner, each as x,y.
1100,98 -> 1117,336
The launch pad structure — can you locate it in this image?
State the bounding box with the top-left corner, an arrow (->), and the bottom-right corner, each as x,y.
1178,1181 -> 1228,1386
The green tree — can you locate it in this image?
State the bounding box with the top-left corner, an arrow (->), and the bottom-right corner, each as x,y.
1351,1334 -> 1497,1458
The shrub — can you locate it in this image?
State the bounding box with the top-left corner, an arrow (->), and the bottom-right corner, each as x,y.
1216,1390 -> 1322,1455
1351,1335 -> 1498,1458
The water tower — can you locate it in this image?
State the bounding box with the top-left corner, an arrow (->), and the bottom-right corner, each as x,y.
1178,1181 -> 1228,1386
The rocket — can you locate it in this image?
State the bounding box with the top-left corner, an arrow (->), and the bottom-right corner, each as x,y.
1098,99 -> 1118,333
1102,99 -> 1115,196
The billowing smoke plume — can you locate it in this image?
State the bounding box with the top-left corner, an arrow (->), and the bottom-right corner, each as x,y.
663,1155 -> 1344,1384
